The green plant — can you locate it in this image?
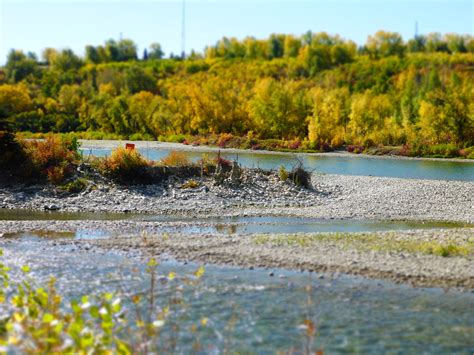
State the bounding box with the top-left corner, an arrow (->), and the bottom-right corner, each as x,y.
278,165 -> 289,181
59,178 -> 88,193
0,249 -> 207,353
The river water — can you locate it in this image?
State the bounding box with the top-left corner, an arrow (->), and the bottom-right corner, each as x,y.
1,237 -> 473,353
1,144 -> 472,352
80,146 -> 474,181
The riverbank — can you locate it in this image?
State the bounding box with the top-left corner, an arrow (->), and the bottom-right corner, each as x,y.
0,220 -> 472,289
79,139 -> 474,164
1,173 -> 472,223
1,166 -> 473,290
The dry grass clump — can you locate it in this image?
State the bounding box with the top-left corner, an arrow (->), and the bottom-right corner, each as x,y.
159,151 -> 191,167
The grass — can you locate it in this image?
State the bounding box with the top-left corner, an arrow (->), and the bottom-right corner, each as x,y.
253,231 -> 474,257
58,178 -> 88,193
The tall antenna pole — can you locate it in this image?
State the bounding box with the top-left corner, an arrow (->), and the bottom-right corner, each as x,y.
415,21 -> 418,38
181,0 -> 186,59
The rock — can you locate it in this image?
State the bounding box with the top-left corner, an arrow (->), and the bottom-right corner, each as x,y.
44,204 -> 60,211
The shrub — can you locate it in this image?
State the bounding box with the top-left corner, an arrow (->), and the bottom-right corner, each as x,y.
459,146 -> 474,159
217,133 -> 234,148
0,131 -> 27,172
23,136 -> 79,184
287,139 -> 301,150
216,155 -> 232,169
159,134 -> 187,143
128,132 -> 155,141
288,165 -> 312,188
95,147 -> 149,181
160,151 -> 191,167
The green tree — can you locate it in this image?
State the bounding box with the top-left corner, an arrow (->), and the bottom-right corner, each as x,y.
366,31 -> 405,58
148,43 -> 164,60
50,49 -> 83,72
5,50 -> 38,82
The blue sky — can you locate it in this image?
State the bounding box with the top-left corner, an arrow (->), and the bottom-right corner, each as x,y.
1,0 -> 472,63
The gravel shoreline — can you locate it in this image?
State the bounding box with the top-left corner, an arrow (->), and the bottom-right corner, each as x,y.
1,173 -> 472,223
1,169 -> 473,289
1,220 -> 472,289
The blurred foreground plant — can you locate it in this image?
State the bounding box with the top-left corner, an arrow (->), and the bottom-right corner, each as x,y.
0,249 -> 206,353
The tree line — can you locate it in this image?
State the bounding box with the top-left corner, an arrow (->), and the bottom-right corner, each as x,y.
1,31 -> 473,151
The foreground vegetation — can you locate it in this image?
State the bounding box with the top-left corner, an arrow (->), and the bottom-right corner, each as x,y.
1,31 -> 473,158
0,250 -> 211,353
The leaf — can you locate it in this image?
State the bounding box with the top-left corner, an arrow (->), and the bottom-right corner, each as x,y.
90,305 -> 99,318
194,266 -> 205,278
167,272 -> 176,281
200,317 -> 208,327
21,265 -> 30,273
42,313 -> 54,323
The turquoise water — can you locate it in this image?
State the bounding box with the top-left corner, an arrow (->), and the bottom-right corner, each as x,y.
1,238 -> 473,353
79,146 -> 474,181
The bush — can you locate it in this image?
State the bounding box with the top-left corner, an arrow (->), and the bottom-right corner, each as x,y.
0,131 -> 27,172
459,146 -> 474,159
159,151 -> 191,167
159,134 -> 187,143
288,166 -> 312,188
128,132 -> 155,141
23,136 -> 79,184
95,147 -> 149,181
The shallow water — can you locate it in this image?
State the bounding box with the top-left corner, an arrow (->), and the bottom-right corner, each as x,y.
1,238 -> 473,353
80,146 -> 474,181
144,215 -> 470,235
0,209 -> 469,238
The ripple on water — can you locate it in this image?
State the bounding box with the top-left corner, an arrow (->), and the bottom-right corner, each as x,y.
0,239 -> 473,353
